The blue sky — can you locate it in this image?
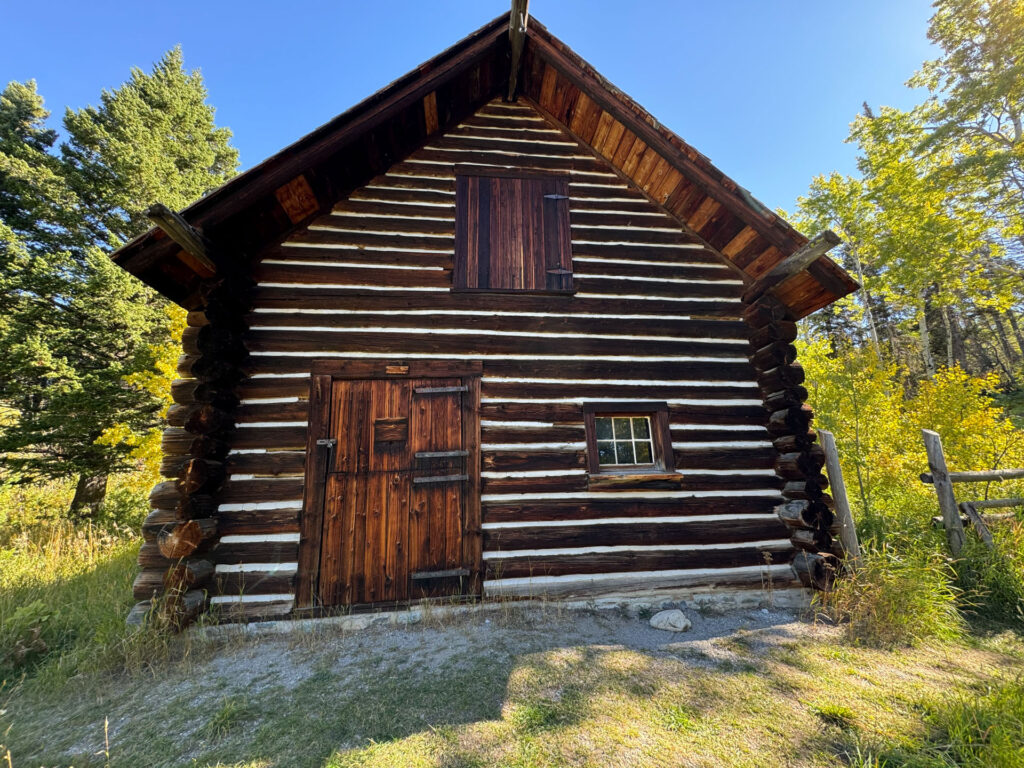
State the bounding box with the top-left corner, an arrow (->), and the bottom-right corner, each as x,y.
2,0 -> 936,214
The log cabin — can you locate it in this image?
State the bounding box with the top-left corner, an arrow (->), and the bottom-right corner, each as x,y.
113,7 -> 859,626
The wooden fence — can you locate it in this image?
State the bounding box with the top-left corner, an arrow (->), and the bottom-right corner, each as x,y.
920,429 -> 1024,554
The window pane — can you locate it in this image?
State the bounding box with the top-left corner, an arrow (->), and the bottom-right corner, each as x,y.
632,417 -> 650,439
613,418 -> 632,439
634,441 -> 652,463
595,417 -> 613,440
615,441 -> 635,464
597,441 -> 616,465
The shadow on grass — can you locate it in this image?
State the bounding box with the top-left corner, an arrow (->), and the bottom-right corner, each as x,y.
7,607 -> 821,768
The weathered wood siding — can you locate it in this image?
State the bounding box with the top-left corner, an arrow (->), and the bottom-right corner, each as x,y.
161,98 -> 797,618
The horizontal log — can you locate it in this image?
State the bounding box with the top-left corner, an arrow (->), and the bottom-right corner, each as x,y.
748,321 -> 798,350
481,381 -> 758,401
132,560 -> 214,601
481,446 -> 775,473
767,405 -> 814,436
763,386 -> 809,411
791,551 -> 835,591
226,451 -> 305,476
483,472 -> 778,495
175,458 -> 225,496
208,598 -> 293,623
218,507 -> 301,537
213,571 -> 295,596
232,426 -> 308,450
483,496 -> 781,523
478,402 -> 766,426
253,263 -> 452,289
773,431 -> 817,453
181,325 -> 248,360
242,329 -> 746,359
742,299 -> 790,329
266,244 -> 452,268
245,311 -> 749,341
775,447 -> 825,479
218,478 -> 304,504
236,400 -> 308,424
157,518 -> 217,559
968,498 -> 1024,510
749,342 -> 797,370
782,477 -> 829,499
486,544 -> 794,579
237,377 -> 311,400
251,287 -> 743,319
919,468 -> 1024,484
776,500 -> 816,530
757,363 -> 805,391
485,516 -> 788,550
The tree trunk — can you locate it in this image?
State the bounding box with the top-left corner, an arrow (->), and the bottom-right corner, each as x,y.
980,309 -> 1018,385
947,307 -> 970,371
1004,310 -> 1024,361
69,473 -> 108,519
941,305 -> 955,369
918,291 -> 936,377
850,247 -> 882,359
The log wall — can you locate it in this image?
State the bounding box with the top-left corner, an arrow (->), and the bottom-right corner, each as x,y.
143,97 -> 802,621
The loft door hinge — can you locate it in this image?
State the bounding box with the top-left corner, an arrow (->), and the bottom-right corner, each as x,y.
316,438 -> 337,448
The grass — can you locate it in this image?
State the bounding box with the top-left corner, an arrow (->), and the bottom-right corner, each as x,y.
1,603 -> 1023,767
2,473 -> 1023,767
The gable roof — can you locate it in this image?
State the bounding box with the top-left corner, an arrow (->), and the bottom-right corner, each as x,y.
111,11 -> 857,318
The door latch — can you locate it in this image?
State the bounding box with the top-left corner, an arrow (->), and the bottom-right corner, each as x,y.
316,438 -> 337,448
543,193 -> 569,200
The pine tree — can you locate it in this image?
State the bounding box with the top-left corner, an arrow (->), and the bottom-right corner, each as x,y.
0,49 -> 238,518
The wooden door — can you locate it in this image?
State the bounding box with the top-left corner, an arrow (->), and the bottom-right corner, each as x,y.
298,364 -> 481,609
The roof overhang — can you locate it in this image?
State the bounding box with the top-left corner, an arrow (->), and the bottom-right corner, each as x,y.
111,11 -> 858,318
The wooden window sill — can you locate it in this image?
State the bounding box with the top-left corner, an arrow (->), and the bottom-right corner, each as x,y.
587,472 -> 685,491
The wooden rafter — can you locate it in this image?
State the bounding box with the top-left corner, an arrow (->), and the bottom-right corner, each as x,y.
145,203 -> 219,274
506,0 -> 530,101
741,230 -> 841,304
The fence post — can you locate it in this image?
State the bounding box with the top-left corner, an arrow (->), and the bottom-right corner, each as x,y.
922,429 -> 965,556
817,429 -> 861,567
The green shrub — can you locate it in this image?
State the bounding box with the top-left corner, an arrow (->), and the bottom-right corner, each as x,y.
820,545 -> 964,646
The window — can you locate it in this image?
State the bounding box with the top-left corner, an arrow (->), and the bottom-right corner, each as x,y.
583,402 -> 676,481
453,170 -> 573,292
595,416 -> 655,466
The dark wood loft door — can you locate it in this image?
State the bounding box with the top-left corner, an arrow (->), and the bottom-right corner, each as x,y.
300,366 -> 481,609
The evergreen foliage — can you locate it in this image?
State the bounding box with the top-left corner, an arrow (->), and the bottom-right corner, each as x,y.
0,50 -> 237,517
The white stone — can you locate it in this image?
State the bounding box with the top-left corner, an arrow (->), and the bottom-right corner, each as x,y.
649,609 -> 692,632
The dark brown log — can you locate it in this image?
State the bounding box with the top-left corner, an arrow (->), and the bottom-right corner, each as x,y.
774,447 -> 825,479
763,386 -> 809,411
742,298 -> 790,329
157,518 -> 218,559
485,516 -> 787,550
182,325 -> 248,361
184,404 -> 235,435
186,310 -> 209,327
175,458 -> 225,496
767,404 -> 814,436
791,551 -> 836,591
775,500 -> 815,529
170,378 -> 199,406
214,570 -> 295,596
189,434 -> 232,460
782,478 -> 828,500
773,431 -> 817,453
789,529 -> 818,551
486,544 -> 794,579
749,342 -> 798,371
749,321 -> 798,350
132,559 -> 214,600
148,481 -> 180,510
483,496 -> 780,523
160,589 -> 207,631
757,363 -> 805,391
175,494 -> 217,519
